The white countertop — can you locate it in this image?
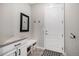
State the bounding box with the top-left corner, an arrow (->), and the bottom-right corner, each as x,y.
26,39 -> 37,47
0,32 -> 32,45
0,33 -> 36,48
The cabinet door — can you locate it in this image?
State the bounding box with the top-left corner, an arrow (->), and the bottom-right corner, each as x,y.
7,52 -> 15,56
3,49 -> 16,56
18,44 -> 27,56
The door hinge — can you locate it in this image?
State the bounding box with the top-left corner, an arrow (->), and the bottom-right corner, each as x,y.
61,20 -> 64,24
62,48 -> 64,50
62,34 -> 64,38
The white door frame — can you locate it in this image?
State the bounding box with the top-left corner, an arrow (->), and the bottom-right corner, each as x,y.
44,3 -> 64,53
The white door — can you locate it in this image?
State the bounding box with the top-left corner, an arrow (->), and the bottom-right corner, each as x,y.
44,4 -> 64,53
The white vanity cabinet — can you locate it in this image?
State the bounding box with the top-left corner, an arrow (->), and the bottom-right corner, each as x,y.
3,49 -> 17,56
0,38 -> 37,56
6,43 -> 27,56
0,38 -> 27,56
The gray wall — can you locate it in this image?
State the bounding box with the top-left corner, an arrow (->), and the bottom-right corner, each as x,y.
65,3 -> 79,56
31,4 -> 44,47
0,3 -> 32,44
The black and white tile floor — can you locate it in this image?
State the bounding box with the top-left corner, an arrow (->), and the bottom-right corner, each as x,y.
28,47 -> 63,56
41,49 -> 63,56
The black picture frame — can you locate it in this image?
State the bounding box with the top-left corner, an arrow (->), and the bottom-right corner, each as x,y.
20,13 -> 29,32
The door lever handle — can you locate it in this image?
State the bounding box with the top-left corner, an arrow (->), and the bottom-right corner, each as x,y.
45,30 -> 48,32
45,30 -> 48,35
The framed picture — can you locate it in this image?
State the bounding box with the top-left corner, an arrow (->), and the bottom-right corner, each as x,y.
20,13 -> 29,32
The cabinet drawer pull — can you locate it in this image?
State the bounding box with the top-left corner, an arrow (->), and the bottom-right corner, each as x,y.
14,43 -> 21,46
15,51 -> 17,56
19,49 -> 21,55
